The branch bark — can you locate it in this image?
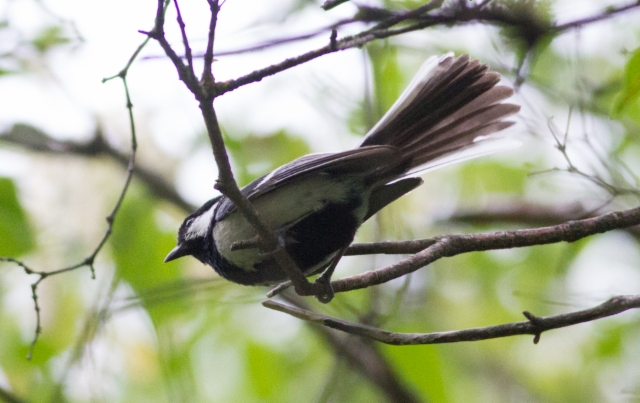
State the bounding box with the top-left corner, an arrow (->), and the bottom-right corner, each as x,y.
337,206 -> 640,293
264,295 -> 640,345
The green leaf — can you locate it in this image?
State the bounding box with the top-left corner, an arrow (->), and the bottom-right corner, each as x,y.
110,191 -> 182,323
0,177 -> 34,256
611,47 -> 640,123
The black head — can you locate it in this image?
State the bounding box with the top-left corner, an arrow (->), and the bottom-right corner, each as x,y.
164,197 -> 221,265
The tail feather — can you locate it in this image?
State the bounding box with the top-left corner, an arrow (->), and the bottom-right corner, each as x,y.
360,54 -> 519,176
428,85 -> 515,133
409,121 -> 516,166
407,103 -> 520,150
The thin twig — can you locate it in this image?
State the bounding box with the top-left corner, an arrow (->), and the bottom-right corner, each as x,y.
553,1 -> 640,31
102,0 -> 166,84
141,18 -> 359,60
1,61 -> 141,361
264,294 -> 640,345
173,0 -> 194,75
201,0 -> 219,84
212,1 -> 638,96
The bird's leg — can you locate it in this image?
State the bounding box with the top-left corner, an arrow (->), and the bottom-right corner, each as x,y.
314,246 -> 348,303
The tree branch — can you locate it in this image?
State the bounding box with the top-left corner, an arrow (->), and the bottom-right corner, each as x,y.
264,294 -> 640,345
212,1 -> 640,96
173,0 -> 194,75
336,206 -> 640,292
554,1 -> 640,31
0,124 -> 193,213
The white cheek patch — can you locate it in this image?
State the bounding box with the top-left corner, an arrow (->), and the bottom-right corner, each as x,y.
185,206 -> 215,239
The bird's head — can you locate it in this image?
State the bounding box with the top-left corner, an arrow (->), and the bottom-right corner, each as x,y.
164,197 -> 220,265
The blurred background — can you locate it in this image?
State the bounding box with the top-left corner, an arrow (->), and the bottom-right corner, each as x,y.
1,0 -> 640,402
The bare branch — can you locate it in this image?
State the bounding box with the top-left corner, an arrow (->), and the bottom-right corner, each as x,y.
336,206 -> 640,293
173,0 -> 194,75
448,203 -> 640,240
0,124 -> 194,212
213,1 -> 639,96
140,0 -> 200,95
264,294 -> 640,345
554,1 -> 640,31
202,0 -> 219,83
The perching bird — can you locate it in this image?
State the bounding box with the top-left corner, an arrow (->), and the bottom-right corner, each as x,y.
165,53 -> 520,286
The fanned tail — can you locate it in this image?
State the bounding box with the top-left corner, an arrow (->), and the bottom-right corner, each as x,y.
360,54 -> 520,174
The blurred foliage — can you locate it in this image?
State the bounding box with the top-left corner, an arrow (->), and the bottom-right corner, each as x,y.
1,1 -> 640,403
110,189 -> 185,323
223,130 -> 311,186
31,25 -> 70,53
0,177 -> 34,255
0,4 -> 77,77
612,46 -> 640,125
367,41 -> 404,122
492,0 -> 554,61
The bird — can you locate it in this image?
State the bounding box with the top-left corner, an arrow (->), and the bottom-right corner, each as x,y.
164,53 -> 520,287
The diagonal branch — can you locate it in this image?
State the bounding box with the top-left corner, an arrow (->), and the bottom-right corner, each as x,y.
201,0 -> 219,83
0,124 -> 193,213
173,0 -> 194,75
139,0 -> 200,95
213,1 -> 640,96
554,1 -> 640,31
264,294 -> 640,345
336,206 -> 640,293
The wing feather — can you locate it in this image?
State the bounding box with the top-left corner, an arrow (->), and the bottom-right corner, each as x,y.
215,146 -> 401,219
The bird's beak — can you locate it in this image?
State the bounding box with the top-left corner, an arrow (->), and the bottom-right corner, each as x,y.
164,243 -> 189,263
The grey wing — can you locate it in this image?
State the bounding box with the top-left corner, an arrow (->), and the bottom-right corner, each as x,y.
215,145 -> 401,220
